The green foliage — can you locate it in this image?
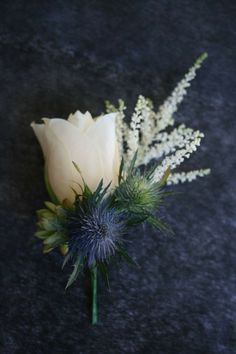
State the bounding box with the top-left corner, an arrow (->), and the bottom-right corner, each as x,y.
65,257 -> 84,289
35,201 -> 68,254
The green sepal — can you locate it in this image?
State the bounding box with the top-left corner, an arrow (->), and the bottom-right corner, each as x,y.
126,213 -> 149,226
44,201 -> 57,213
127,150 -> 138,177
36,209 -> 53,219
91,178 -> 111,204
60,244 -> 69,256
62,252 -> 72,270
72,161 -> 93,197
39,218 -> 57,232
43,232 -> 65,247
35,230 -> 55,239
147,215 -> 173,234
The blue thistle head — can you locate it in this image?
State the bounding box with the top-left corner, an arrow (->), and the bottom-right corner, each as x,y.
67,201 -> 124,266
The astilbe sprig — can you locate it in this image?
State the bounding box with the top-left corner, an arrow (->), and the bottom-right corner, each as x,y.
106,52 -> 210,183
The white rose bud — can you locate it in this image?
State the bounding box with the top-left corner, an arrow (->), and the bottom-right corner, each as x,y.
31,111 -> 120,203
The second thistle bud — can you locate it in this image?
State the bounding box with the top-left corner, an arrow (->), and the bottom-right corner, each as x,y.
113,174 -> 163,216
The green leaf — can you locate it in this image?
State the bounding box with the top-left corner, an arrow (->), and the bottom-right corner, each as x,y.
98,181 -> 112,202
127,150 -> 138,176
72,161 -> 92,195
43,232 -> 65,247
145,164 -> 158,181
65,257 -> 83,289
44,201 -> 57,213
92,179 -> 104,201
147,215 -> 173,234
36,209 -> 53,219
35,230 -> 55,239
62,252 -> 72,269
126,213 -> 149,226
40,218 -> 57,231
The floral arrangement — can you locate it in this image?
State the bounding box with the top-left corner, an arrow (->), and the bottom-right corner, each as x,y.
31,53 -> 210,324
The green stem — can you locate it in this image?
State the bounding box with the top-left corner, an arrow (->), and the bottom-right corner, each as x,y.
91,266 -> 98,325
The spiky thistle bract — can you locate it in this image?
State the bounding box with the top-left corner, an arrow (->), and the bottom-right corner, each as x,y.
112,151 -> 171,231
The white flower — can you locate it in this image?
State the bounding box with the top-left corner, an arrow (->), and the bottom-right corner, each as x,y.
31,111 -> 120,203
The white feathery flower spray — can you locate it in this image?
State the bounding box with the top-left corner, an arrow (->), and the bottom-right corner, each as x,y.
126,95 -> 145,163
107,53 -> 210,185
167,169 -> 211,185
152,52 -> 208,136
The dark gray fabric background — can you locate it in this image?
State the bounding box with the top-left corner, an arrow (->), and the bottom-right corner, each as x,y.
0,1 -> 236,353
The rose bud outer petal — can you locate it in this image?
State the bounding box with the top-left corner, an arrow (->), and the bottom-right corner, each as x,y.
67,110 -> 94,132
31,120 -> 76,203
43,122 -> 77,203
47,118 -> 105,193
87,113 -> 119,188
31,121 -> 48,158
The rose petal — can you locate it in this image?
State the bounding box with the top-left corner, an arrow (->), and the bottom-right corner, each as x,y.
87,113 -> 119,187
47,118 -> 104,192
67,110 -> 94,132
43,120 -> 77,203
31,121 -> 48,157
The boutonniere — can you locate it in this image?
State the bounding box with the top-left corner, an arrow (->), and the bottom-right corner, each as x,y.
31,53 -> 210,324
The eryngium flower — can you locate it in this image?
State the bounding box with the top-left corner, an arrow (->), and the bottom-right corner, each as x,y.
67,202 -> 124,266
114,175 -> 162,215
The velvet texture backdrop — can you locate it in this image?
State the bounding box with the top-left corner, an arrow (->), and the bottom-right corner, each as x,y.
0,1 -> 235,353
